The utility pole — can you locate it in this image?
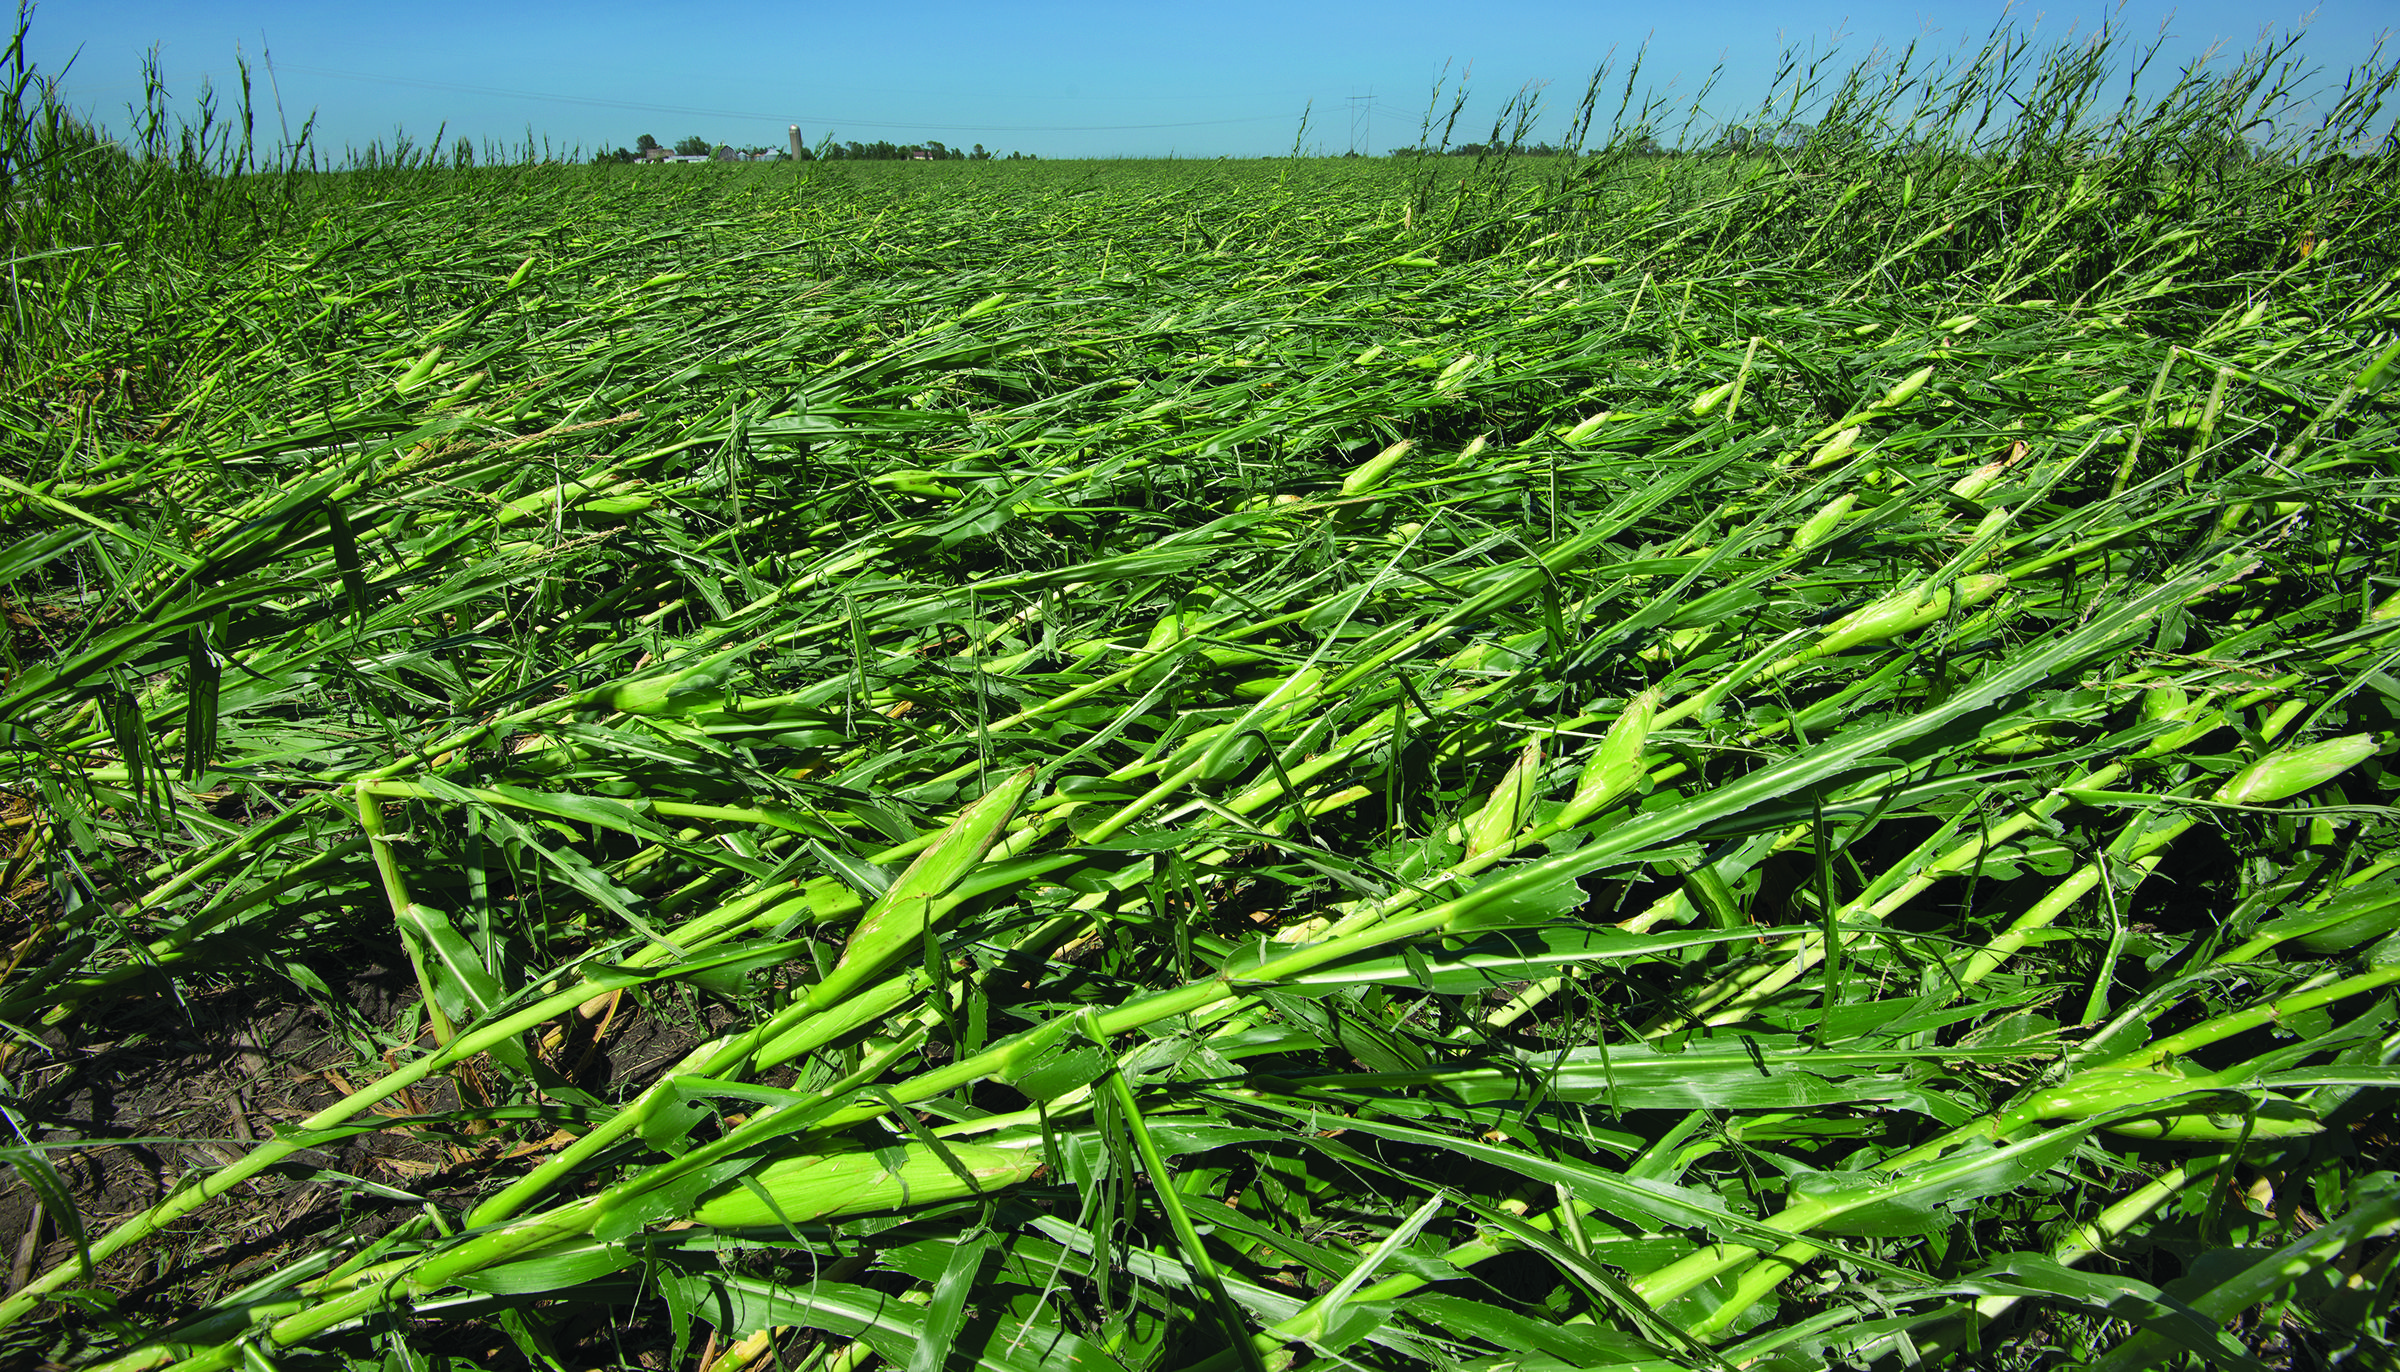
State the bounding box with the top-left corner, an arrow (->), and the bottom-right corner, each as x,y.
1345,90 -> 1374,156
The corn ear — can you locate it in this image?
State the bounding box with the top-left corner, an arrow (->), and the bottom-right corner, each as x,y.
1803,425 -> 1862,469
1874,364 -> 1934,409
1196,644 -> 1273,669
1962,505 -> 2011,562
1340,439 -> 1415,496
2135,684 -> 2213,757
577,480 -> 657,518
1975,721 -> 2062,757
609,647 -> 743,717
814,766 -> 1034,1005
1791,492 -> 1855,551
1141,610 -> 1196,654
1949,443 -> 2028,499
429,370 -> 488,409
1814,573 -> 2007,656
496,472 -> 633,526
2211,733 -> 2377,807
394,345 -> 446,394
1463,740 -> 1541,858
1562,412 -> 1613,446
2010,1068 -> 2216,1123
1560,688 -> 1655,827
691,1142 -> 1043,1228
2141,684 -> 2190,722
871,471 -> 966,500
957,292 -> 1010,323
1689,379 -> 1736,417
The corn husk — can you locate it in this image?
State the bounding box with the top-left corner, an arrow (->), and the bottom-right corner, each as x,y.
692,1142 -> 1043,1228
2212,734 -> 2377,807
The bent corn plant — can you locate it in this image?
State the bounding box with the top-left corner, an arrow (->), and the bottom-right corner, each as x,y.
2,11 -> 2399,1371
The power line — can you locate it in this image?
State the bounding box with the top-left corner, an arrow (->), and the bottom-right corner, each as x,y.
1346,89 -> 1375,155
266,62 -> 1297,134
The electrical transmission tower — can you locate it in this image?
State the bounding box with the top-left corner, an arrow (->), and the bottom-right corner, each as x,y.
1346,90 -> 1374,156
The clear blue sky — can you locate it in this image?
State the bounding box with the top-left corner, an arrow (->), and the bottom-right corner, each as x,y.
24,1 -> 2395,160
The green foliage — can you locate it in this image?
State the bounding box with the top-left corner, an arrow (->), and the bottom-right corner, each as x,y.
1,9 -> 2399,1372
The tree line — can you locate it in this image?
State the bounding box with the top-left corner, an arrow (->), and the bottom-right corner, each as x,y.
812,140 -> 1028,161
594,134 -> 1034,164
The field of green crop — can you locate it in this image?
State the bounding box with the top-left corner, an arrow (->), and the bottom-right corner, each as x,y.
4,19 -> 2400,1372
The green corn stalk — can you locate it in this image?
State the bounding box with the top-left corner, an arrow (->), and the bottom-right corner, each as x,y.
467,767 -> 1035,1225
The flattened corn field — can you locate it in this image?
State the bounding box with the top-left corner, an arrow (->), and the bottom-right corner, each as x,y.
6,30 -> 2400,1372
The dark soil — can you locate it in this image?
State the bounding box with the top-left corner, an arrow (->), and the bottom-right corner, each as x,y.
0,946 -> 727,1369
